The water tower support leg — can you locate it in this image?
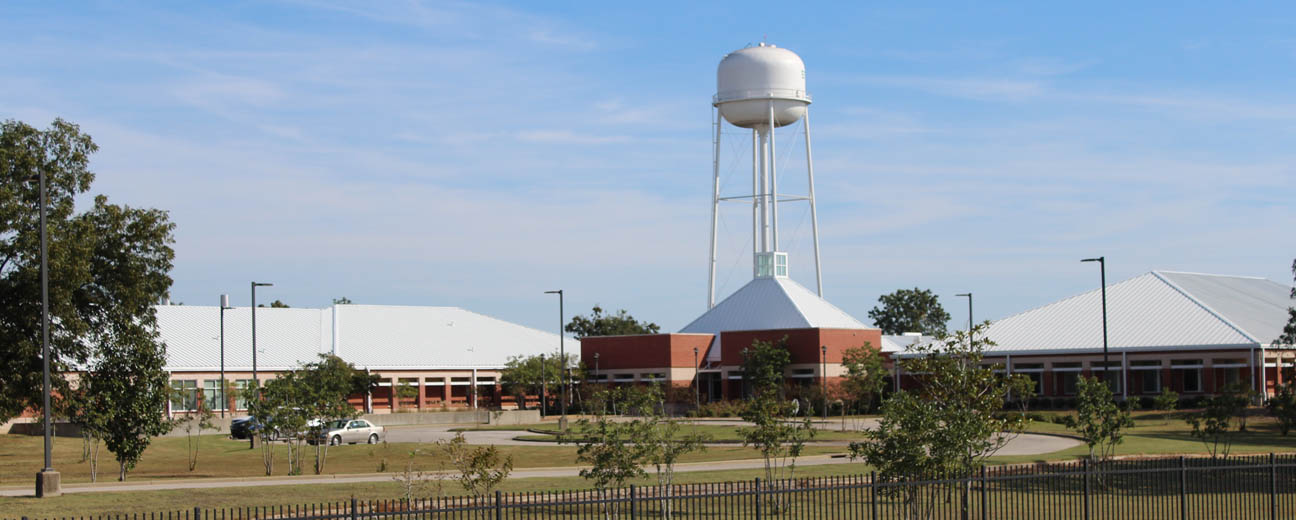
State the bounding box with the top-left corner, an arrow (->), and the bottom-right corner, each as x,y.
804,109 -> 823,296
768,101 -> 779,251
751,129 -> 758,265
708,107 -> 721,309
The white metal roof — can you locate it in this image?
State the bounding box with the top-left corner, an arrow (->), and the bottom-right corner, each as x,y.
681,277 -> 871,361
982,271 -> 1294,354
156,304 -> 575,371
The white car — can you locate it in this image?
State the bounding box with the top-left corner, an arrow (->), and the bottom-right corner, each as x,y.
314,419 -> 385,446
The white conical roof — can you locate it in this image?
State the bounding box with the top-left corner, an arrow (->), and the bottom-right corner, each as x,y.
681,277 -> 869,361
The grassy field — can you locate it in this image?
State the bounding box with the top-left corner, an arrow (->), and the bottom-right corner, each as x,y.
8,409 -> 1296,516
511,424 -> 867,443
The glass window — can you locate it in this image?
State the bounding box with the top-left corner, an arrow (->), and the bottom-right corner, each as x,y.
756,254 -> 773,277
775,253 -> 788,277
1059,373 -> 1079,395
1182,369 -> 1201,393
235,379 -> 254,410
203,380 -> 226,411
1024,372 -> 1043,394
1141,370 -> 1161,394
170,380 -> 198,411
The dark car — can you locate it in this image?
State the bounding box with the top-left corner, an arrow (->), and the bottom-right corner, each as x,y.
229,416 -> 261,439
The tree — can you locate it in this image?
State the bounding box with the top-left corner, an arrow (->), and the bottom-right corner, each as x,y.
499,353 -> 564,410
840,343 -> 888,416
1063,376 -> 1134,469
443,433 -> 514,497
1268,383 -> 1296,436
867,288 -> 950,336
174,402 -> 217,472
0,119 -> 176,427
1154,387 -> 1179,425
299,354 -> 373,474
1275,258 -> 1295,347
849,325 -> 1035,519
629,385 -> 708,517
260,299 -> 289,308
332,296 -> 353,305
740,337 -> 792,397
565,305 -> 660,338
1186,391 -> 1239,460
90,324 -> 175,481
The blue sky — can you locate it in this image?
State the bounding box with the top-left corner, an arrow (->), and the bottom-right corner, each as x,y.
2,1 -> 1293,335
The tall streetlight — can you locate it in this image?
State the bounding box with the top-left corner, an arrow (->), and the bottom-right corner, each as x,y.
1081,257 -> 1110,389
31,169 -> 59,497
544,290 -> 567,432
219,294 -> 232,418
692,347 -> 700,410
250,282 -> 273,387
821,346 -> 829,421
955,293 -> 973,341
539,353 -> 547,418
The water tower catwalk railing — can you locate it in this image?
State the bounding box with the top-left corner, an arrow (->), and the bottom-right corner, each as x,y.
707,46 -> 822,310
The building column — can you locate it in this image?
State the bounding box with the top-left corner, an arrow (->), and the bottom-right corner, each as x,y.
1121,352 -> 1128,401
442,377 -> 452,406
471,369 -> 478,410
1260,347 -> 1268,398
1162,362 -> 1174,393
1203,359 -> 1216,393
417,377 -> 426,411
389,376 -> 398,411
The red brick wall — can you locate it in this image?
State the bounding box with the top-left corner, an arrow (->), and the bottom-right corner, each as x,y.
719,328 -> 881,365
581,334 -> 715,369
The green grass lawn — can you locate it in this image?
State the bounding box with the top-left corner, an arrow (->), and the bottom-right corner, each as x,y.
512,424 -> 867,443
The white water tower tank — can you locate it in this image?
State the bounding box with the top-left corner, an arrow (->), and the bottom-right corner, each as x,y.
715,43 -> 810,128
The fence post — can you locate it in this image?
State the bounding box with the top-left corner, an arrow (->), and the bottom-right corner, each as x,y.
870,471 -> 878,520
629,484 -> 637,520
962,474 -> 971,520
1271,453 -> 1278,520
1082,458 -> 1090,520
754,478 -> 762,518
194,506 -> 201,520
495,489 -> 503,520
980,466 -> 988,520
1179,456 -> 1188,520
350,497 -> 358,520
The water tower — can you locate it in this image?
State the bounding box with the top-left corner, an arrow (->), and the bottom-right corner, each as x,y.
707,43 -> 823,308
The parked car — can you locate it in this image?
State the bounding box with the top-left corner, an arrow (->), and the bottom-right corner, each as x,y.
229,416 -> 260,439
311,419 -> 385,446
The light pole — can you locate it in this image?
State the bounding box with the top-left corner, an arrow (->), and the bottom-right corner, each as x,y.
955,293 -> 973,341
693,347 -> 700,409
32,168 -> 59,497
821,345 -> 828,421
544,290 -> 567,432
219,294 -> 232,418
539,353 -> 547,418
1082,257 -> 1110,389
593,352 -> 600,386
250,281 -> 271,448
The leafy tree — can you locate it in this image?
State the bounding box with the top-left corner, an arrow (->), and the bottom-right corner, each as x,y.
627,385 -> 708,517
0,119 -> 176,428
64,382 -> 109,481
867,288 -> 950,336
260,299 -> 289,308
90,325 -> 174,481
1063,376 -> 1134,469
1187,390 -> 1239,459
174,402 -> 218,472
1268,383 -> 1296,436
299,354 -> 372,474
565,305 -> 660,338
1154,387 -> 1179,425
499,353 -> 564,410
849,325 -> 1035,519
841,343 -> 888,416
332,296 -> 353,305
568,386 -> 656,518
740,337 -> 792,397
1275,258 -> 1295,347
442,433 -> 514,497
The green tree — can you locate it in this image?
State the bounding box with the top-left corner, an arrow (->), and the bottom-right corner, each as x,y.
1154,387 -> 1179,425
565,305 -> 660,338
173,402 -> 217,472
849,325 -> 1035,519
628,385 -> 708,517
89,325 -> 174,481
1063,376 -> 1134,469
867,287 -> 951,336
443,433 -> 514,497
0,119 -> 176,427
568,387 -> 653,517
1268,383 -> 1296,436
1275,258 -> 1295,347
499,353 -> 564,410
332,296 -> 353,305
299,354 -> 372,474
1186,390 -> 1239,459
260,299 -> 289,308
841,343 -> 888,416
740,337 -> 792,397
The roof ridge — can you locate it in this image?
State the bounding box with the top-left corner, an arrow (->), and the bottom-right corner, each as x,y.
1154,270 -> 1267,280
777,277 -> 867,327
773,278 -> 814,327
1150,271 -> 1258,343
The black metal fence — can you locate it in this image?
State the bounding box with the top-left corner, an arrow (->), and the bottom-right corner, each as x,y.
15,453 -> 1296,520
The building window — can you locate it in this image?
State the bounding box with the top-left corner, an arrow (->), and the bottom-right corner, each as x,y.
1058,372 -> 1079,395
203,380 -> 226,411
1024,372 -> 1043,394
235,379 -> 254,410
170,380 -> 198,412
1183,369 -> 1201,392
1141,370 -> 1161,394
